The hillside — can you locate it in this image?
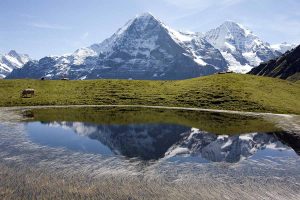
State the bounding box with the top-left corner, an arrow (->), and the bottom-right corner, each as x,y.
248,45 -> 300,81
0,74 -> 300,114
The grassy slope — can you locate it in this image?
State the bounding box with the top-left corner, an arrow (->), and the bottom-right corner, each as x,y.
0,74 -> 299,114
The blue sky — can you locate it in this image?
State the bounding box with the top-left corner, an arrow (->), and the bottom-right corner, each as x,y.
0,0 -> 299,59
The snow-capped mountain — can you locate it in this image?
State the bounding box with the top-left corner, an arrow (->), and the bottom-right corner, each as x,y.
271,42 -> 297,54
7,13 -> 227,80
0,50 -> 30,78
87,13 -> 228,79
205,21 -> 281,73
6,14 -> 296,79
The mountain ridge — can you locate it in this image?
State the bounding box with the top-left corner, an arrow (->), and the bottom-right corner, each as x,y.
7,13 -> 226,80
0,50 -> 30,78
5,13 -> 296,80
248,45 -> 300,81
204,21 -> 281,73
271,42 -> 297,54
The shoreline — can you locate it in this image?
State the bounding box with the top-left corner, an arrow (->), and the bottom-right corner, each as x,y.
1,104 -> 300,134
2,104 -> 299,116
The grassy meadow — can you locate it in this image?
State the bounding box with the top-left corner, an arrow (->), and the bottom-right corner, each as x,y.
1,74 -> 300,114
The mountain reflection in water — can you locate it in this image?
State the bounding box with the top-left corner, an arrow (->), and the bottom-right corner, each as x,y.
26,121 -> 300,163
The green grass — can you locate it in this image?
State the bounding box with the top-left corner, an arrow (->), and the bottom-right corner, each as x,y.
23,107 -> 280,135
1,74 -> 300,114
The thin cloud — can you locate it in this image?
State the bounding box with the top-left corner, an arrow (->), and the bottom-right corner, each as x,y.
164,0 -> 244,10
28,22 -> 71,30
19,14 -> 37,19
81,32 -> 89,40
165,0 -> 245,23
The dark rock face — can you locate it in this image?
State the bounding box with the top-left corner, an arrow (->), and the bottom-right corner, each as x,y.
87,15 -> 218,80
7,13 -> 227,80
8,58 -> 55,79
275,132 -> 300,155
7,15 -> 293,80
248,45 -> 300,80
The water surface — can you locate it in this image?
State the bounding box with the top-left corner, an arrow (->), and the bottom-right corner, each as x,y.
1,107 -> 300,199
23,107 -> 300,163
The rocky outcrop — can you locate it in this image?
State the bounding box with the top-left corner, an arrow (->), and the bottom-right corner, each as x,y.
248,45 -> 300,81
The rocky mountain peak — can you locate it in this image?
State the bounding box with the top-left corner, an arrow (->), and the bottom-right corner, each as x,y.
0,50 -> 31,78
205,21 -> 257,52
6,13 -> 296,79
222,21 -> 251,32
113,12 -> 162,37
135,12 -> 157,21
205,21 -> 280,73
8,50 -> 19,57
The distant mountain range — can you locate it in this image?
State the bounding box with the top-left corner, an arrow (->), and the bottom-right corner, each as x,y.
4,13 -> 297,80
0,50 -> 30,78
271,42 -> 297,54
249,45 -> 300,81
